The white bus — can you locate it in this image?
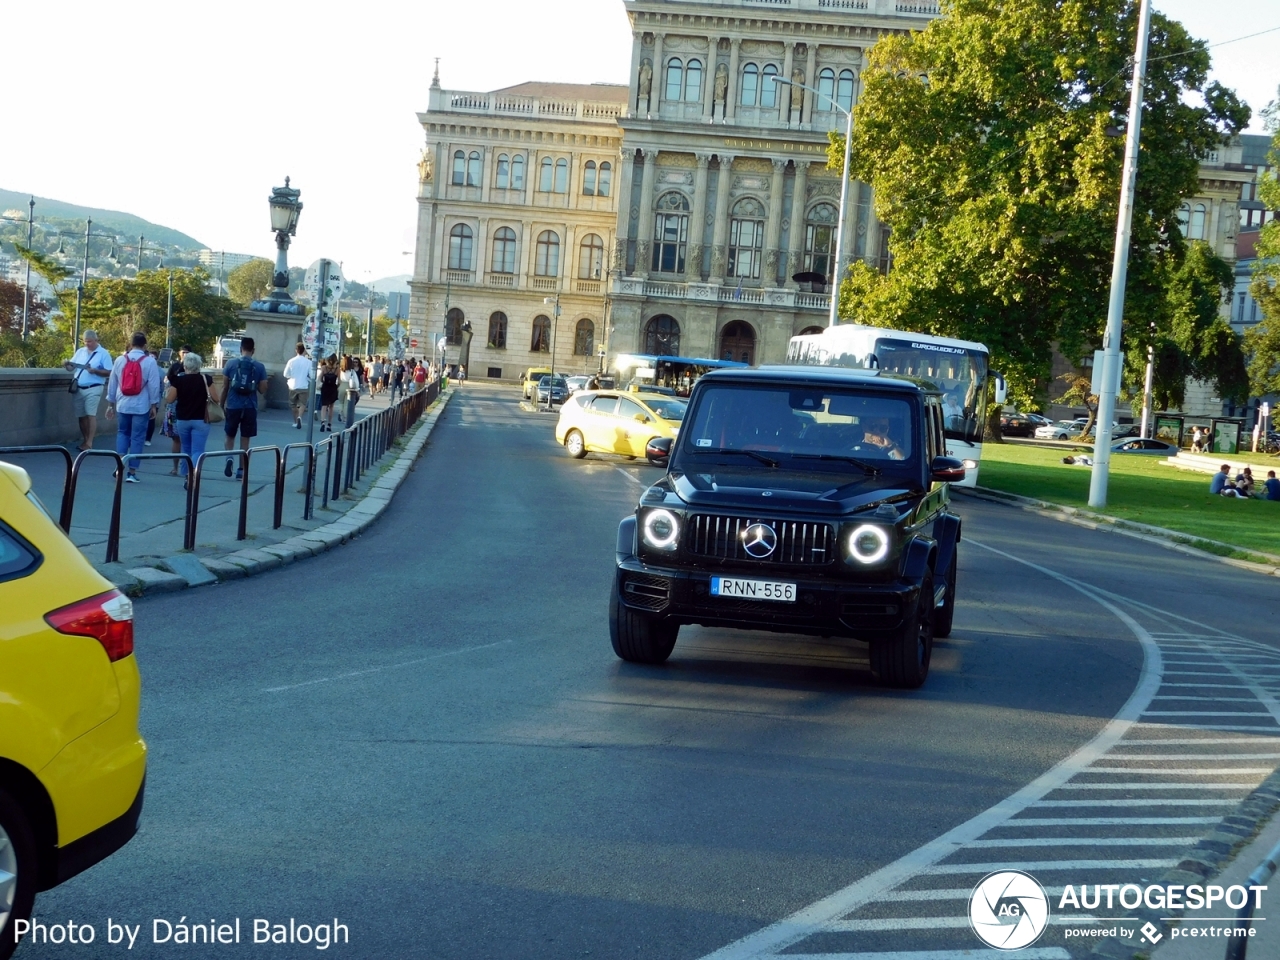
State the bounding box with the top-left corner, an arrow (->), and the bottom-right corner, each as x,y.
786,324 -> 1005,486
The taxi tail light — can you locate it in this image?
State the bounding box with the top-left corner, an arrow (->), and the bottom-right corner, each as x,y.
45,589 -> 135,661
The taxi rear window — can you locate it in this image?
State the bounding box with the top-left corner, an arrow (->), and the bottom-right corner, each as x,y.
0,519 -> 42,583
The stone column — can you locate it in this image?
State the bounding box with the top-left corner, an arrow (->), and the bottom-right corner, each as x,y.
848,179 -> 864,270
764,158 -> 787,286
480,147 -> 492,204
525,150 -> 537,206
689,153 -> 712,280
726,38 -> 741,122
1207,198 -> 1222,255
709,154 -> 734,281
651,34 -> 665,114
614,148 -> 636,271
635,149 -> 657,279
703,38 -> 718,120
786,161 -> 810,286
476,216 -> 490,282
628,35 -> 644,116
780,43 -> 795,124
803,44 -> 817,126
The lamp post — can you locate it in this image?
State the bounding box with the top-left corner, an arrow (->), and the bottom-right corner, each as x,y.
772,75 -> 854,329
264,177 -> 303,305
542,292 -> 561,411
166,272 -> 175,350
0,198 -> 37,341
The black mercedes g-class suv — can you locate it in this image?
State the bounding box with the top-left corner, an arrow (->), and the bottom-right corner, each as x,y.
610,365 -> 966,688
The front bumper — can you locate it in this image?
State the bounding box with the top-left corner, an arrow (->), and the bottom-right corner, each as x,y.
615,558 -> 920,641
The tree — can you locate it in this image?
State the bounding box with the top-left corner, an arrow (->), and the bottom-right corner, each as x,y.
836,0 -> 1249,409
65,268 -> 239,357
226,258 -> 274,307
1058,372 -> 1100,436
1245,123 -> 1280,423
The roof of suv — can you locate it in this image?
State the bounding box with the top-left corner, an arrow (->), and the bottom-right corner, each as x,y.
698,365 -> 937,395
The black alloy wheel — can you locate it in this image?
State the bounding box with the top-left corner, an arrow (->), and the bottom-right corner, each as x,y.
870,571 -> 934,689
609,578 -> 679,664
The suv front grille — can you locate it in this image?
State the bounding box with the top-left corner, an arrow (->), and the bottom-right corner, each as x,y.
685,515 -> 835,565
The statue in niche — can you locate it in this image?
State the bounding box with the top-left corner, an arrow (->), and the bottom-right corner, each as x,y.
714,63 -> 729,106
638,59 -> 653,103
790,68 -> 805,113
417,149 -> 433,184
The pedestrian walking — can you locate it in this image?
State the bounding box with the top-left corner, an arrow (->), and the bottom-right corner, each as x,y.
413,361 -> 427,393
390,360 -> 405,402
104,332 -> 162,483
217,336 -> 268,480
163,345 -> 193,474
283,342 -> 313,429
165,352 -> 213,489
64,329 -> 112,452
319,359 -> 339,431
341,355 -> 361,424
371,356 -> 384,396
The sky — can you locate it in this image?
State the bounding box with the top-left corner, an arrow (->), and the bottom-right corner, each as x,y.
2,0 -> 1275,284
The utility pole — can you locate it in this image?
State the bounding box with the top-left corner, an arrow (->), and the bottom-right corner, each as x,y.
165,272 -> 175,349
21,197 -> 34,341
137,235 -> 145,273
74,218 -> 91,348
1089,0 -> 1153,509
365,284 -> 375,356
1139,320 -> 1156,438
543,291 -> 561,411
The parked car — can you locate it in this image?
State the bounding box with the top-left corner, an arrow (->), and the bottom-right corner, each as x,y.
1034,420 -> 1082,440
999,413 -> 1037,437
535,375 -> 570,405
556,391 -> 686,462
521,367 -> 552,400
1112,438 -> 1179,455
0,461 -> 147,958
565,376 -> 591,396
1025,413 -> 1052,426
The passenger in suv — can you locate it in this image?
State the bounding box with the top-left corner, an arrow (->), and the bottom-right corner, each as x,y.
610,366 -> 966,688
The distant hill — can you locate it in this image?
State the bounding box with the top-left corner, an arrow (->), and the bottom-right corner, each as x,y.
369,274 -> 411,294
0,188 -> 204,250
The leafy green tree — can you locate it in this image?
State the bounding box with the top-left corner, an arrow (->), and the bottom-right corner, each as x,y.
836,0 -> 1249,408
66,268 -> 239,358
10,242 -> 71,289
226,258 -> 274,307
1245,107 -> 1280,426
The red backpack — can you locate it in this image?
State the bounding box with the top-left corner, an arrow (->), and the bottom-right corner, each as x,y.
120,352 -> 145,396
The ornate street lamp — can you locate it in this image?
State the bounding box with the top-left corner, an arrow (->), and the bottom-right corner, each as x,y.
254,177 -> 303,312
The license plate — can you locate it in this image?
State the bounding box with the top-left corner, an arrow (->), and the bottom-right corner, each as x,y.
710,577 -> 796,602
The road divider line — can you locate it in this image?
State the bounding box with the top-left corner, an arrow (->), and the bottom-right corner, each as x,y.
1004,817 -> 1222,826
965,836 -> 1205,847
922,858 -> 1180,874
262,638 -> 516,692
614,466 -> 645,486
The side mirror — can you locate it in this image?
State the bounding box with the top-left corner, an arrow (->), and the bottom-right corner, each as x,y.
930,456 -> 966,484
993,373 -> 1008,406
646,436 -> 673,464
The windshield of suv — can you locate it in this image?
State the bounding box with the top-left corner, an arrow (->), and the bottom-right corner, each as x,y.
675,384 -> 917,471
643,398 -> 687,422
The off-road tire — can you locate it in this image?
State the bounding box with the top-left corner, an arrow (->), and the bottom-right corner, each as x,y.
565,430 -> 587,459
871,571 -> 934,689
0,788 -> 38,960
609,578 -> 678,664
934,553 -> 958,639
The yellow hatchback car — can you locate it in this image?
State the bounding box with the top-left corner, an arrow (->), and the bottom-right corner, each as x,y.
0,460 -> 146,959
555,390 -> 686,463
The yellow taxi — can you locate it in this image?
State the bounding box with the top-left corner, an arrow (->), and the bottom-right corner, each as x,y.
0,460 -> 146,959
521,367 -> 553,400
555,390 -> 686,462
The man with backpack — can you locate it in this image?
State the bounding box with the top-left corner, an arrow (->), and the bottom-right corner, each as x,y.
104,331 -> 163,483
217,336 -> 268,480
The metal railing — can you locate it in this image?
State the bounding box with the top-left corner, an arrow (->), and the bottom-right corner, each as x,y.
1224,835 -> 1280,960
0,384 -> 441,564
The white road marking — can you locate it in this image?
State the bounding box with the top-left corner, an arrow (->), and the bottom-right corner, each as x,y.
1141,710 -> 1273,716
262,639 -> 516,692
1107,753 -> 1280,759
825,917 -> 1103,932
922,859 -> 1179,874
1052,782 -> 1259,790
1032,799 -> 1239,807
1004,817 -> 1221,826
614,466 -> 645,486
964,836 -> 1204,848
765,951 -> 1071,960
1084,767 -> 1274,774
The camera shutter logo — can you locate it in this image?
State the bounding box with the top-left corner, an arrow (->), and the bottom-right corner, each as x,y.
742,523 -> 777,559
968,870 -> 1050,950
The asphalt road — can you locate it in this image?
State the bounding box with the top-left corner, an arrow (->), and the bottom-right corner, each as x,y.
21,383 -> 1280,959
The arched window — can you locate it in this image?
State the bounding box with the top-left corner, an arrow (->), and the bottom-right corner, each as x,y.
554,158 -> 569,193
531,315 -> 551,353
798,325 -> 824,337
495,154 -> 510,189
535,230 -> 561,277
804,202 -> 838,283
578,234 -> 605,279
467,151 -> 482,187
1189,203 -> 1208,240
452,150 -> 466,186
728,197 -> 766,280
598,162 -> 612,197
837,70 -> 856,112
685,60 -> 703,102
487,312 -> 507,349
740,63 -> 759,106
448,223 -> 473,271
644,316 -> 680,357
539,157 -> 554,192
761,65 -> 779,108
510,154 -> 526,189
665,58 -> 683,103
491,227 -> 517,274
573,319 -> 595,356
446,307 -> 465,346
652,192 -> 690,274
719,320 -> 756,366
583,160 -> 597,196
817,68 -> 836,110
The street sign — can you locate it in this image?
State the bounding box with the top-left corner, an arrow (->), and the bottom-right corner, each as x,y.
410,338 -> 419,348
387,321 -> 406,340
303,259 -> 345,306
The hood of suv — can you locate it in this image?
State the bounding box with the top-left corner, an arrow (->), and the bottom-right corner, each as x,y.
665,470 -> 919,515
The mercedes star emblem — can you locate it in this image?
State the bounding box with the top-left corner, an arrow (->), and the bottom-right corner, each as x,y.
742,523 -> 778,559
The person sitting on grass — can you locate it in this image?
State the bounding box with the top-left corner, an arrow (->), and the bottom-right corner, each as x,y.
1210,464 -> 1246,498
1235,467 -> 1256,498
1265,470 -> 1280,502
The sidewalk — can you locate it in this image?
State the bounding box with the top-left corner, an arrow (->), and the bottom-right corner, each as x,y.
2,385 -> 441,589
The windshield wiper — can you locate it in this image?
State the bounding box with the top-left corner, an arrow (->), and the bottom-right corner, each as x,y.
791,453 -> 882,476
696,448 -> 780,467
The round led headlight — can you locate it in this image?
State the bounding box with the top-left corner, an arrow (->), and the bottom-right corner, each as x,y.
642,508 -> 680,550
848,524 -> 890,564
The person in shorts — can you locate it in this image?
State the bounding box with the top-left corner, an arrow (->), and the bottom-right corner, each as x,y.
283,342 -> 313,429
217,337 -> 268,480
64,330 -> 113,451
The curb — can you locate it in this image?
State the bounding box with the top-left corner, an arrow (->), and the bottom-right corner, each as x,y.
98,390 -> 453,597
954,486 -> 1280,578
1089,769 -> 1280,959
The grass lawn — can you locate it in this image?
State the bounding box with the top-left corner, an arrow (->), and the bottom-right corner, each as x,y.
976,442 -> 1280,559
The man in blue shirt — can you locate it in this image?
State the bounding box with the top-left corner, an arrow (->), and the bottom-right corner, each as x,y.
217,337 -> 268,480
1265,470 -> 1280,502
1210,464 -> 1245,498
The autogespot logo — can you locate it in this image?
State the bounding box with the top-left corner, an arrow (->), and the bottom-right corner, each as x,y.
741,523 -> 778,559
969,871 -> 1050,950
